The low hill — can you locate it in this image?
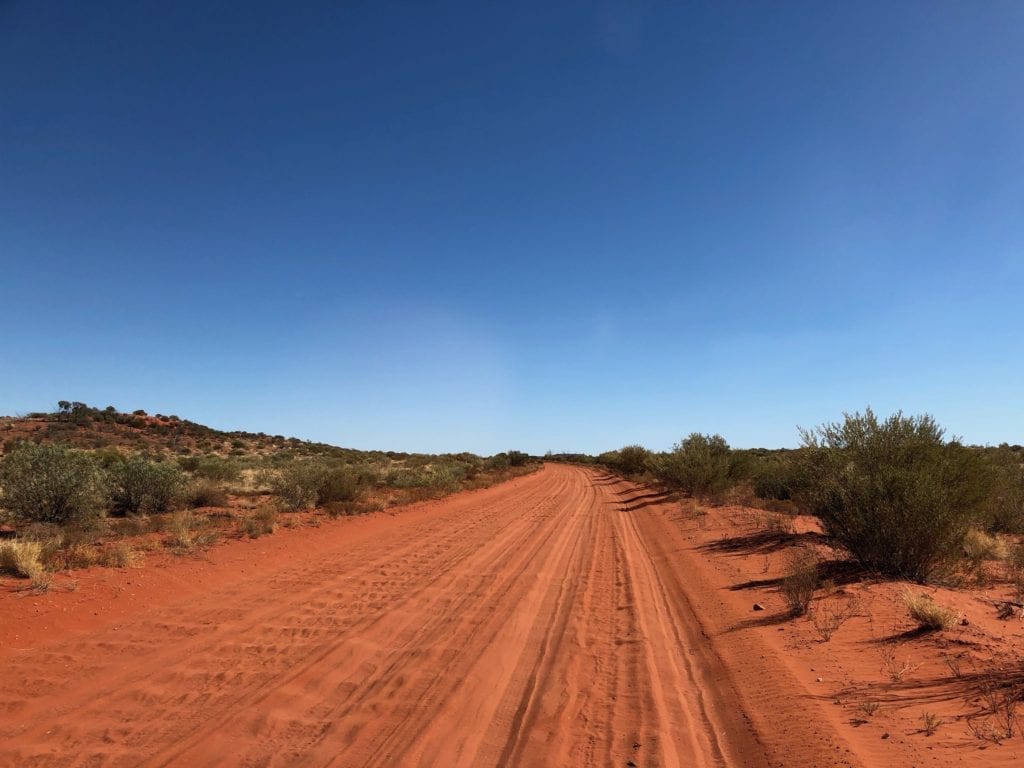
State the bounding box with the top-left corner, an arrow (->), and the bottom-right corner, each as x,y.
2,401 -> 404,463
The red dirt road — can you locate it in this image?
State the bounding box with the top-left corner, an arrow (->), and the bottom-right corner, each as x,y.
1,465 -> 852,767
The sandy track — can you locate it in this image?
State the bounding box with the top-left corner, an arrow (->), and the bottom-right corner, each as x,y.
1,465 -> 801,767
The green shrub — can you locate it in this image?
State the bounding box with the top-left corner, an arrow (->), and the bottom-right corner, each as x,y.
352,463 -> 382,486
191,456 -> 241,483
800,409 -> 991,582
270,461 -> 323,511
384,467 -> 428,489
507,450 -> 530,467
986,448 -> 1024,533
426,464 -> 462,492
0,443 -> 105,525
107,457 -> 184,515
659,433 -> 733,496
486,453 -> 510,471
315,465 -> 359,505
615,445 -> 651,476
753,455 -> 804,501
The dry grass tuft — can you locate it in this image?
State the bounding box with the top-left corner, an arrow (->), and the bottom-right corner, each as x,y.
167,510 -> 198,550
13,570 -> 54,595
763,512 -> 795,536
59,542 -> 100,570
922,711 -> 942,736
0,540 -> 44,578
781,549 -> 819,616
963,528 -> 1009,563
101,542 -> 144,568
902,590 -> 958,631
858,701 -> 880,718
240,506 -> 277,538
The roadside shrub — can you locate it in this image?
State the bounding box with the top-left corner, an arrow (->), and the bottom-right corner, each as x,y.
486,453 -> 510,471
987,448 -> 1024,533
384,467 -> 428,489
315,465 -> 359,505
107,458 -> 184,515
0,443 -> 105,525
752,455 -> 805,501
800,409 -> 991,582
781,549 -> 819,616
615,445 -> 651,476
427,464 -> 463,493
507,450 -> 530,467
352,462 -> 382,487
270,461 -> 323,511
0,540 -> 43,578
659,433 -> 732,497
902,590 -> 958,631
185,479 -> 228,508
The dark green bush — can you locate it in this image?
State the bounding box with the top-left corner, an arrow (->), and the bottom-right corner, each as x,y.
659,433 -> 733,496
752,455 -> 805,501
986,448 -> 1024,533
315,465 -> 359,505
384,467 -> 428,489
507,450 -> 530,467
0,443 -> 105,525
615,445 -> 651,476
800,409 -> 992,582
486,453 -> 510,471
107,457 -> 184,515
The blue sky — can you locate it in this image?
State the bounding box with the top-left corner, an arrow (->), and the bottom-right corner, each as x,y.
2,1 -> 1022,454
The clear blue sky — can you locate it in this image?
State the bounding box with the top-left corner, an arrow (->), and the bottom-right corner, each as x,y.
2,1 -> 1022,455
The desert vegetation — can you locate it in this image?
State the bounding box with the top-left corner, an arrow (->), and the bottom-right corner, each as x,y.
586,407 -> 1024,751
0,402 -> 540,582
593,408 -> 1024,589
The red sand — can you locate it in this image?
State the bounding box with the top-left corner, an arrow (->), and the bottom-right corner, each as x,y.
2,464 -> 1021,766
